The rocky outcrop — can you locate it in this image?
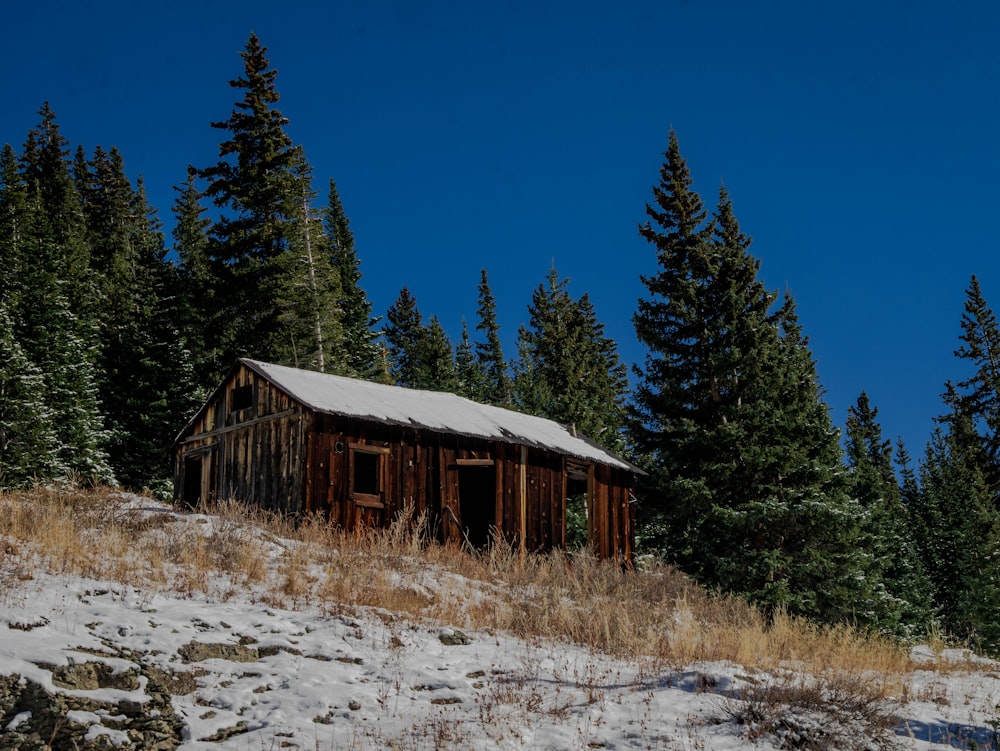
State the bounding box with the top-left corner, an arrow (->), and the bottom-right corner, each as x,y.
0,661 -> 184,751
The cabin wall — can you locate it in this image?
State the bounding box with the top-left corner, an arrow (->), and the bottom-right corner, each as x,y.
304,416 -> 436,532
174,364 -> 307,514
589,465 -> 635,564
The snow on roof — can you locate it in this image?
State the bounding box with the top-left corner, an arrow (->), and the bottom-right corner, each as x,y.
244,359 -> 636,471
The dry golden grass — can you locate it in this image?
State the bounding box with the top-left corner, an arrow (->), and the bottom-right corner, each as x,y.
0,485 -> 936,695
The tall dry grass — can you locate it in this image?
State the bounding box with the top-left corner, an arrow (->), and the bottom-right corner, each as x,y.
0,486 -> 921,689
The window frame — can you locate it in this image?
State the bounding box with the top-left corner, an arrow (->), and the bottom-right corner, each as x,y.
349,443 -> 389,508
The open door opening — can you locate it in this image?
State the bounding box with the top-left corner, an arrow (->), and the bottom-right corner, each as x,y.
181,449 -> 216,509
566,461 -> 592,551
458,464 -> 496,549
182,457 -> 202,508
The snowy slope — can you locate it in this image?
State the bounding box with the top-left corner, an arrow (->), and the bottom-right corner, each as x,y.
1,496 -> 999,750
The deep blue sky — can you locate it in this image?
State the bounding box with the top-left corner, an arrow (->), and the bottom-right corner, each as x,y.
5,1 -> 999,458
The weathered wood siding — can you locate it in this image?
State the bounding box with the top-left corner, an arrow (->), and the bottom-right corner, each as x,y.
303,417 -> 438,532
174,363 -> 307,514
589,464 -> 635,563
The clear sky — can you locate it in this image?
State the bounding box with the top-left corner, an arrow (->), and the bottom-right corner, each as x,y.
4,1 -> 999,459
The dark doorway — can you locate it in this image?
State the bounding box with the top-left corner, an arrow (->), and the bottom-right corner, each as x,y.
182,449 -> 216,509
458,465 -> 496,548
183,456 -> 203,509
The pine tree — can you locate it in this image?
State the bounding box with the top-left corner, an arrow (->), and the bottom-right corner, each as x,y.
630,132 -> 867,623
0,300 -> 67,487
910,278 -> 1000,655
915,415 -> 1000,654
514,268 -> 628,449
845,392 -> 933,638
17,106 -> 112,484
475,270 -> 512,405
455,319 -> 486,400
0,145 -> 27,309
19,103 -> 95,318
630,132 -> 719,552
417,316 -> 459,392
171,165 -> 216,388
198,33 -> 306,372
272,156 -> 342,372
324,180 -> 381,379
383,287 -> 426,388
80,147 -> 200,488
948,275 -> 1000,489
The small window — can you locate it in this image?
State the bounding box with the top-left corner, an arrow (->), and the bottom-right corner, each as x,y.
350,444 -> 388,508
354,451 -> 380,496
231,385 -> 253,412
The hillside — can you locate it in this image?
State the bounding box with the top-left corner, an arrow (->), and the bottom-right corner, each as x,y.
1,488 -> 998,750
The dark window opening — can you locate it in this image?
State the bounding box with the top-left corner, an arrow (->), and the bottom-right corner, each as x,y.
231,385 -> 253,412
350,444 -> 387,508
354,451 -> 380,496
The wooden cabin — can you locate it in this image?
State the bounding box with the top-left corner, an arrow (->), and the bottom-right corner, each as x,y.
173,359 -> 639,562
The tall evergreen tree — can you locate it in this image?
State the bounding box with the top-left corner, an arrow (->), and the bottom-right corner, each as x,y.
383,287 -> 426,389
474,270 -> 512,406
324,179 -> 381,379
910,279 -> 1000,655
947,275 -> 1000,490
0,301 -> 67,487
417,316 -> 459,392
19,103 -> 95,318
845,392 -> 933,638
171,165 -> 215,389
455,319 -> 486,400
915,415 -> 1000,654
80,147 -> 200,488
630,132 -> 867,623
198,33 -> 306,375
272,156 -> 342,372
514,268 -> 628,450
0,145 -> 27,309
17,106 -> 112,484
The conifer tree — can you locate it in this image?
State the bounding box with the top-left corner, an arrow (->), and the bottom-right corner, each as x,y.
911,278 -> 1000,655
383,287 -> 426,388
0,301 -> 67,487
455,319 -> 486,400
475,270 -> 512,405
19,104 -> 95,318
948,275 -> 1000,489
845,392 -> 933,637
417,316 -> 459,392
272,156 -> 342,372
0,145 -> 26,309
324,180 -> 381,379
630,132 -> 868,623
81,148 -> 200,487
514,268 -> 627,449
17,107 -> 112,484
915,415 -> 1000,654
171,165 -> 216,389
198,33 -> 306,374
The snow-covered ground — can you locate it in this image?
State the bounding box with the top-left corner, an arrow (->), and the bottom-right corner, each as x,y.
1,496 -> 999,750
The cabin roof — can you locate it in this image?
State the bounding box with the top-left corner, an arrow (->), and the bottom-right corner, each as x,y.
237,359 -> 639,472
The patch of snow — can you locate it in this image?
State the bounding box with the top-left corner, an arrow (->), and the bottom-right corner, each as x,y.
5,711 -> 31,730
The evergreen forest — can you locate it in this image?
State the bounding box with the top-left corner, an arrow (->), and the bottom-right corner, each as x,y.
3,34 -> 1000,655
